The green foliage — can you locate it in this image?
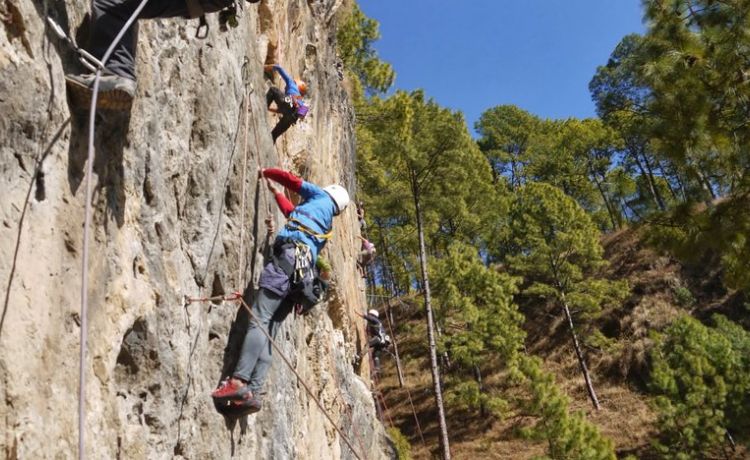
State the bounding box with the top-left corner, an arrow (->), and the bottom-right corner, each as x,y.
518,357 -> 616,460
649,315 -> 750,458
644,194 -> 750,291
336,2 -> 394,96
386,427 -> 413,460
671,285 -> 695,308
507,182 -> 628,320
431,242 -> 525,367
431,243 -> 526,417
356,90 -> 497,291
445,380 -> 509,418
475,105 -> 542,188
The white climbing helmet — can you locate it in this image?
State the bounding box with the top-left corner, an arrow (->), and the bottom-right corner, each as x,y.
323,184 -> 350,215
368,309 -> 379,318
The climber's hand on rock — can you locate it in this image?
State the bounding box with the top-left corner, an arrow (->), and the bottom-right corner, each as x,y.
258,168 -> 266,178
265,177 -> 278,193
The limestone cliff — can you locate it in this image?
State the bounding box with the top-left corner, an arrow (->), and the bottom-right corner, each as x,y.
0,0 -> 390,458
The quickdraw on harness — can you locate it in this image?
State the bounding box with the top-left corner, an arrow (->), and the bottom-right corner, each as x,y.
292,242 -> 312,284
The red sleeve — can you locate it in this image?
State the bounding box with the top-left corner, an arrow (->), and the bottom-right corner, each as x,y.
263,168 -> 303,193
274,192 -> 295,217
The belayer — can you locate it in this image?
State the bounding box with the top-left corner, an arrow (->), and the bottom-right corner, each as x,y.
264,64 -> 309,143
65,0 -> 259,110
212,168 -> 349,415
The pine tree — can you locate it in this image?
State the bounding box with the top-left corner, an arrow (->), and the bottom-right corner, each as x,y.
650,315 -> 750,458
518,356 -> 616,460
431,242 -> 526,416
475,105 -> 542,189
506,182 -> 628,409
357,90 -> 496,459
336,1 -> 395,97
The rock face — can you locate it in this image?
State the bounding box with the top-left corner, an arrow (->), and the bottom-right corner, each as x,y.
0,0 -> 389,458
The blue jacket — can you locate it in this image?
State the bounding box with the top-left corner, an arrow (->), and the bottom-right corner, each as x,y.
274,65 -> 301,97
276,181 -> 335,263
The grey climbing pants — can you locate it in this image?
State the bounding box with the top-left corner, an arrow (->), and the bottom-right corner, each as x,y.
232,287 -> 292,393
232,243 -> 301,394
88,0 -> 233,80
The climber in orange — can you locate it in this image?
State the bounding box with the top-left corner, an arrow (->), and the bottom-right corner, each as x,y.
212,168 -> 348,416
264,64 -> 309,143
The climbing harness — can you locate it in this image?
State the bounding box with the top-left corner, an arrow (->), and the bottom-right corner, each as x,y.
285,217 -> 332,241
187,294 -> 366,460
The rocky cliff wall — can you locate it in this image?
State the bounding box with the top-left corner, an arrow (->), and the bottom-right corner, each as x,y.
0,0 -> 389,458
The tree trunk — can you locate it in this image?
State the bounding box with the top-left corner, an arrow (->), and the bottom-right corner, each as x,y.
640,150 -> 667,211
657,160 -> 680,201
435,322 -> 451,369
696,169 -> 717,201
560,294 -> 600,410
473,364 -> 486,417
414,186 -> 451,460
385,304 -> 406,388
630,148 -> 665,211
592,174 -> 619,230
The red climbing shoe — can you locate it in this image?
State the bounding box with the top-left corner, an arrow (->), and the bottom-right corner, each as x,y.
230,393 -> 262,415
211,378 -> 251,401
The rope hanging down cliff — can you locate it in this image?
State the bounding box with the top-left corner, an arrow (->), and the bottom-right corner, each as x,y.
185,294 -> 367,460
76,1 -> 150,459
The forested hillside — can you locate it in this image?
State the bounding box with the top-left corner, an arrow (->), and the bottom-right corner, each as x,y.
344,1 -> 750,458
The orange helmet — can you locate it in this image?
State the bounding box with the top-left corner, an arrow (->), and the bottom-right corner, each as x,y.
295,79 -> 307,96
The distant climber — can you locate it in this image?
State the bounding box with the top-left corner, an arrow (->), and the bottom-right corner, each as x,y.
65,0 -> 259,110
264,64 -> 309,143
356,235 -> 376,277
356,309 -> 391,371
211,167 -> 349,415
356,201 -> 366,231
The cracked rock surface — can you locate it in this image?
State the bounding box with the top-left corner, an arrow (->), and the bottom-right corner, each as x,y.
0,0 -> 391,458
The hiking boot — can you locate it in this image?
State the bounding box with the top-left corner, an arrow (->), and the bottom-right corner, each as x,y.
65,73 -> 136,111
211,378 -> 251,401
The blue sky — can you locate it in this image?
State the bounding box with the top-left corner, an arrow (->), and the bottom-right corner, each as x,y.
358,0 -> 645,134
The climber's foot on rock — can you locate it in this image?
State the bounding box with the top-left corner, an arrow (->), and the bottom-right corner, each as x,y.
65,73 -> 136,111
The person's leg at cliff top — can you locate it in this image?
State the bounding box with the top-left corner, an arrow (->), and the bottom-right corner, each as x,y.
65,0 -> 235,110
211,167 -> 350,413
264,64 -> 308,143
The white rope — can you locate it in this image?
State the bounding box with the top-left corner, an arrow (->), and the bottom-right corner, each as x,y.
79,1 -> 150,458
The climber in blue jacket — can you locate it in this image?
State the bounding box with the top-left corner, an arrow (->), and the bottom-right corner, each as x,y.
264,64 -> 309,143
212,168 -> 349,416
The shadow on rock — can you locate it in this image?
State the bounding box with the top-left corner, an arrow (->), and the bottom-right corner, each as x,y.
67,110 -> 131,228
